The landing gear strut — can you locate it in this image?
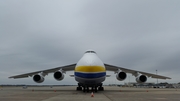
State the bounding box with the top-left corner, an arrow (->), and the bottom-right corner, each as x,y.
76,83 -> 82,91
98,83 -> 104,91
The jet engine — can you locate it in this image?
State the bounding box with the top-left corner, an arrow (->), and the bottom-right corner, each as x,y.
33,74 -> 44,83
136,75 -> 147,83
116,71 -> 127,81
54,71 -> 64,81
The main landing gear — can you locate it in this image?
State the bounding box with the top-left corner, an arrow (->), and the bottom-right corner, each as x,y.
76,83 -> 104,92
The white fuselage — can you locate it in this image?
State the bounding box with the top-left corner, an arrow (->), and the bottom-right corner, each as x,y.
74,51 -> 106,85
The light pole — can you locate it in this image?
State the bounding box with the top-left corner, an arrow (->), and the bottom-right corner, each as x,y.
156,70 -> 158,84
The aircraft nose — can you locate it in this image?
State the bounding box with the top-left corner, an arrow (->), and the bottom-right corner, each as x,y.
86,59 -> 94,66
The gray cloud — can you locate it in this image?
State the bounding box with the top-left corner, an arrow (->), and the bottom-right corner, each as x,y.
1,0 -> 180,85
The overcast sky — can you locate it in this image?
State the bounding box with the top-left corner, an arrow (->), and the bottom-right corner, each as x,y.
1,0 -> 180,85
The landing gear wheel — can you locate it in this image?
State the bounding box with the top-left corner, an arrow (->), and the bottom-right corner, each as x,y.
79,87 -> 82,90
87,87 -> 89,92
95,87 -> 97,92
91,87 -> 94,91
98,87 -> 104,91
76,87 -> 82,91
83,87 -> 85,92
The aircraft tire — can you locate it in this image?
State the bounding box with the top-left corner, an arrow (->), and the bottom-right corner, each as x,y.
83,87 -> 85,92
95,87 -> 97,92
76,87 -> 82,91
98,87 -> 104,91
87,87 -> 89,92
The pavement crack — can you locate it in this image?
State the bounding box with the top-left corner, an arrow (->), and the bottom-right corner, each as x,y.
103,93 -> 113,101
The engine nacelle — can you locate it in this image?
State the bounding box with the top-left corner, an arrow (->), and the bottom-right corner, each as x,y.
33,74 -> 44,83
116,71 -> 127,81
136,75 -> 147,83
54,71 -> 64,81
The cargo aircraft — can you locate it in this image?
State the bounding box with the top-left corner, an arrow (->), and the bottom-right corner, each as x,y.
9,50 -> 171,92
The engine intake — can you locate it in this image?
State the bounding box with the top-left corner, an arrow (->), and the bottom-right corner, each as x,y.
54,71 -> 64,81
136,75 -> 147,83
33,74 -> 44,83
116,71 -> 127,81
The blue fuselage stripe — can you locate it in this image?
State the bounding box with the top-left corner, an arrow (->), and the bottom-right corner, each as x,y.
74,72 -> 106,79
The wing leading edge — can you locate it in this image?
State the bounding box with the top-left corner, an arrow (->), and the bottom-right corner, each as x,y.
9,64 -> 76,79
9,63 -> 171,80
105,64 -> 171,79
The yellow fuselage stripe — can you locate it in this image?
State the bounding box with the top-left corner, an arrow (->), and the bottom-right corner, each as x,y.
75,66 -> 105,72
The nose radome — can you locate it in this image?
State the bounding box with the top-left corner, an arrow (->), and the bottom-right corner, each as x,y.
86,59 -> 94,66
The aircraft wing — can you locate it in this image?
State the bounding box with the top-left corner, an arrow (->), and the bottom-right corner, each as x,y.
9,64 -> 76,79
104,64 -> 171,79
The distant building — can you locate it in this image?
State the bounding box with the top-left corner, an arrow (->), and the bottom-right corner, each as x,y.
124,82 -> 155,87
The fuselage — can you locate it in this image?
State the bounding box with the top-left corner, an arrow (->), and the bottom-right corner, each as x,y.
74,50 -> 106,86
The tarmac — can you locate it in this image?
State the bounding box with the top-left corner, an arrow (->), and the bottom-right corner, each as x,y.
0,86 -> 180,101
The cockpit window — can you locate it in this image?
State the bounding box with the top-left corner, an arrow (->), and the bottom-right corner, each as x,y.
85,51 -> 96,54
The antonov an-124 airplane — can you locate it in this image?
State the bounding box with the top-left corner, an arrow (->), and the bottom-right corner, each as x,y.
9,50 -> 171,92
